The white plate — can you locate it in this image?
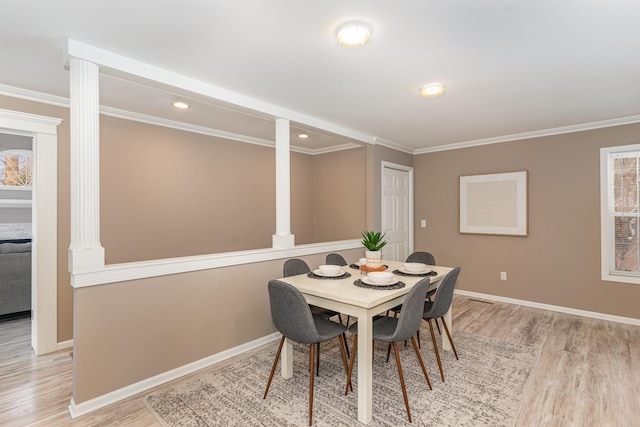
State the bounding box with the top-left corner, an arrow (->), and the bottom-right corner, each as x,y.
361,276 -> 398,286
399,268 -> 431,275
313,269 -> 345,277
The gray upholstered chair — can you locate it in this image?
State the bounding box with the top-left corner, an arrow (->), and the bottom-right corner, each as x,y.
422,266 -> 461,382
406,251 -> 436,265
389,251 -> 439,335
283,259 -> 341,322
282,258 -> 349,368
283,258 -> 312,277
325,253 -> 347,266
345,278 -> 433,423
407,251 -> 440,338
263,279 -> 349,426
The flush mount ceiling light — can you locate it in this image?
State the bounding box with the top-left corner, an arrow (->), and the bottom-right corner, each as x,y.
172,101 -> 190,109
297,133 -> 309,139
336,21 -> 371,47
420,83 -> 446,98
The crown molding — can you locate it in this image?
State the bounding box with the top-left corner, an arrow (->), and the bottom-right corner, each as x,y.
416,115 -> 640,154
373,137 -> 415,154
99,106 -> 275,148
0,83 -> 367,156
0,83 -> 69,108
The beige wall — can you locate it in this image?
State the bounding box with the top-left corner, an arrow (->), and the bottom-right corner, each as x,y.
72,248 -> 363,402
414,123 -> 640,319
100,116 -> 277,263
101,117 -> 367,261
312,147 -> 367,242
291,152 -> 314,244
0,95 -> 73,341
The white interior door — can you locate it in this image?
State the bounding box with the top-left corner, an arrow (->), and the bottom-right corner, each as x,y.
381,163 -> 413,262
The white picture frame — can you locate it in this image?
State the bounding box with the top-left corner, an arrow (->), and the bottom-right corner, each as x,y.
459,171 -> 528,236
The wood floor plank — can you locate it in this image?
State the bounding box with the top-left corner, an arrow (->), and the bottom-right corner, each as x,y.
1,296 -> 638,426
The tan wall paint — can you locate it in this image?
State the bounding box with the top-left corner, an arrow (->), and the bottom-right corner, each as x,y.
312,147 -> 367,242
414,123 -> 640,319
291,152 -> 314,244
72,248 -> 363,402
0,95 -> 73,342
100,116 -> 277,263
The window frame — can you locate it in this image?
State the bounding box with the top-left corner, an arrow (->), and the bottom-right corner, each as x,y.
600,143 -> 640,284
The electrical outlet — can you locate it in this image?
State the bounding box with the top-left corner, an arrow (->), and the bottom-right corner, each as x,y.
421,219 -> 427,228
500,272 -> 507,280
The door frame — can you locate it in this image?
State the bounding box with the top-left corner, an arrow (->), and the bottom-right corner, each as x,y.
381,161 -> 414,261
0,109 -> 60,355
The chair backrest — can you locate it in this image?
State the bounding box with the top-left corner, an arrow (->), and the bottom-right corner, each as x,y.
268,279 -> 321,344
283,258 -> 311,277
388,277 -> 430,342
424,267 -> 461,319
326,253 -> 347,266
406,251 -> 436,265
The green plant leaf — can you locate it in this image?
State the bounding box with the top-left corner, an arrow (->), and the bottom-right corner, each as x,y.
361,230 -> 387,251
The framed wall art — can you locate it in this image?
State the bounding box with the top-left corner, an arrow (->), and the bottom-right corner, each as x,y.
459,171 -> 528,236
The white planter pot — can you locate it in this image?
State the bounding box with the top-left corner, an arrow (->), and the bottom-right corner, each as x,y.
365,250 -> 382,268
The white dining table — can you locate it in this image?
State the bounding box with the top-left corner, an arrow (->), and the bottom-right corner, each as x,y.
277,260 -> 454,425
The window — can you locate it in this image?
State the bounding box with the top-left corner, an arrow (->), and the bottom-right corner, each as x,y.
0,150 -> 33,189
601,144 -> 640,284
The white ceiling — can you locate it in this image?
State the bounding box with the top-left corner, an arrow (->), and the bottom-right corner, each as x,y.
2,1 -> 640,152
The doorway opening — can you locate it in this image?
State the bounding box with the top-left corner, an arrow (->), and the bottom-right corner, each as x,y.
0,109 -> 60,355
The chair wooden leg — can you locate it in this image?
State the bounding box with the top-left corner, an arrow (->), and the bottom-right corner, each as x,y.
263,336 -> 285,399
428,319 -> 445,382
316,343 -> 320,376
309,344 -> 315,426
338,335 -> 352,392
440,316 -> 459,360
392,342 -> 412,423
343,332 -> 350,360
345,335 -> 358,395
410,336 -> 432,390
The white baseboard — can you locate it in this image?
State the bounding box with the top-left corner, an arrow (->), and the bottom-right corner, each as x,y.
57,339 -> 73,351
455,289 -> 640,326
68,332 -> 281,418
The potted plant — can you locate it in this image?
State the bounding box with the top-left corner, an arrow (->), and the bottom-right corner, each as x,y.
361,230 -> 387,268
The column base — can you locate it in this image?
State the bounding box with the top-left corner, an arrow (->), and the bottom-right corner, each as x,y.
272,234 -> 295,249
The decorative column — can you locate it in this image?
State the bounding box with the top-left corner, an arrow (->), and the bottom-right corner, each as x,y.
272,118 -> 295,248
68,57 -> 105,273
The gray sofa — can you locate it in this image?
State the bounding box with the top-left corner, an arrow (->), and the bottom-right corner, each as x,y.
0,240 -> 32,316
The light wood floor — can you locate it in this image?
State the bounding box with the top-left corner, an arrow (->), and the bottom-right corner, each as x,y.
1,295 -> 638,426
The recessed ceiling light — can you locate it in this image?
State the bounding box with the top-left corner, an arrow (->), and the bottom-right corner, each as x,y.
420,83 -> 446,98
172,101 -> 190,109
298,133 -> 309,139
336,22 -> 371,47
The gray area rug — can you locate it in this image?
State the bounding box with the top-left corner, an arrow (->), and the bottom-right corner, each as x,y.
144,330 -> 539,426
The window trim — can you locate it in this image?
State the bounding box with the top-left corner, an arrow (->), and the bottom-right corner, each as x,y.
600,143 -> 640,284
